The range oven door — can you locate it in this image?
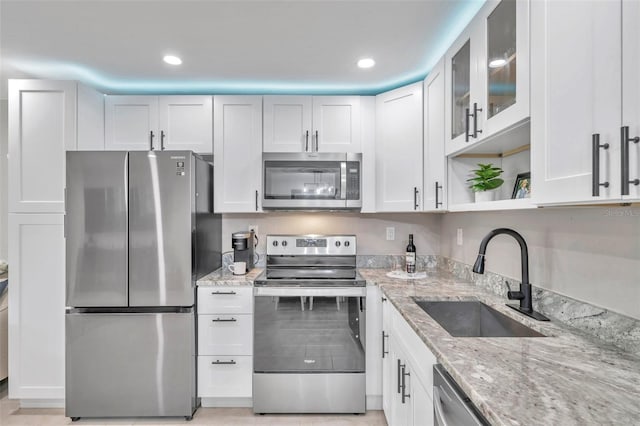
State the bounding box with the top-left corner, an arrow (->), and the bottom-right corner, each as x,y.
262,152 -> 361,210
253,286 -> 366,413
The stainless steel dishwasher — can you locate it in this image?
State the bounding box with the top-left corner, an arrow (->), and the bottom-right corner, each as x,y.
433,364 -> 489,426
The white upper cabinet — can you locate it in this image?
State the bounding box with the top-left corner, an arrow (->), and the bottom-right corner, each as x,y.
8,80 -> 104,214
105,96 -> 158,151
622,0 -> 640,201
375,82 -> 423,212
105,95 -> 212,153
423,58 -> 447,211
213,96 -> 263,213
312,96 -> 361,152
158,96 -> 213,152
263,96 -> 361,153
531,0 -> 623,204
445,0 -> 530,156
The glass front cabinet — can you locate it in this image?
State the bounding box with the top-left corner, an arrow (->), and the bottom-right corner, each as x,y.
445,0 -> 530,155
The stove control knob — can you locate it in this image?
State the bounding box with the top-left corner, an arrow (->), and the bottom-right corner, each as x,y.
335,241 -> 341,247
272,241 -> 278,247
282,240 -> 288,247
344,241 -> 350,247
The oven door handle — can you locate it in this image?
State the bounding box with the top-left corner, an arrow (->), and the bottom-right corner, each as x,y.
254,287 -> 366,297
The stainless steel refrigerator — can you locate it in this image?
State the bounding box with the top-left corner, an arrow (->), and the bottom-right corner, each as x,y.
64,151 -> 221,420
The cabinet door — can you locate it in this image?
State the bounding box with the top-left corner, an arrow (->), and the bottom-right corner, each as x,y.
105,96 -> 158,151
409,371 -> 434,426
381,299 -> 393,423
445,23 -> 482,155
8,214 -> 65,399
375,82 -> 423,212
531,0 -> 621,204
8,80 -> 77,213
213,96 -> 263,212
480,0 -> 530,137
423,59 -> 447,212
158,96 -> 213,153
623,0 -> 640,201
263,96 -> 312,152
312,96 -> 361,153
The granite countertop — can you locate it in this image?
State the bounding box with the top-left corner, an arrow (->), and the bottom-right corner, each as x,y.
359,268 -> 640,426
197,267 -> 263,286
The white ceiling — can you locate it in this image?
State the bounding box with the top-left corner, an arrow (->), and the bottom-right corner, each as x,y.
0,0 -> 484,98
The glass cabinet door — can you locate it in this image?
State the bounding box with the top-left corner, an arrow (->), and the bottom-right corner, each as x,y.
451,40 -> 471,139
487,0 -> 517,118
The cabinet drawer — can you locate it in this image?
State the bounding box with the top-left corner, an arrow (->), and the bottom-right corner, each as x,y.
198,314 -> 252,355
198,355 -> 252,398
197,287 -> 253,314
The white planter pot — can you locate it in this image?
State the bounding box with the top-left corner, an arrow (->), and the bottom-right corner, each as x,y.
474,190 -> 497,203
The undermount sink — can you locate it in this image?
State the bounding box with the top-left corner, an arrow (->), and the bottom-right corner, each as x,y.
414,300 -> 546,338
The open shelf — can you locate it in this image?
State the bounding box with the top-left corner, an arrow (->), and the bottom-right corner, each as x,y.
447,117 -> 530,157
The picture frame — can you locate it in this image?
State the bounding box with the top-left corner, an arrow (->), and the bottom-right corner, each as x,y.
512,172 -> 531,199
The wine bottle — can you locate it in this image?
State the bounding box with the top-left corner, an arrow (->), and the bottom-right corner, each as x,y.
406,234 -> 416,274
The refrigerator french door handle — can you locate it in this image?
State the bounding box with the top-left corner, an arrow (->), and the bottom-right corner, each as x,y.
124,152 -> 129,302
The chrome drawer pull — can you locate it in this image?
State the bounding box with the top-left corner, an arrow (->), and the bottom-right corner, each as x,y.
212,317 -> 237,322
211,360 -> 236,365
211,291 -> 237,295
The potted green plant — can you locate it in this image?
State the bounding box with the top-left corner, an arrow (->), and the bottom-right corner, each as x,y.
467,163 -> 504,202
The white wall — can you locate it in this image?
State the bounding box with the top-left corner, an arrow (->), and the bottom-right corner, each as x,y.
0,100 -> 7,260
222,212 -> 441,258
441,207 -> 640,320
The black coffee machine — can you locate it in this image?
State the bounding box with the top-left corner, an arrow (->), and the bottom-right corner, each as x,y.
232,231 -> 255,272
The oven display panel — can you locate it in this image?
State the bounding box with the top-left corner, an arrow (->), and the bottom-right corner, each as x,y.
296,238 -> 327,248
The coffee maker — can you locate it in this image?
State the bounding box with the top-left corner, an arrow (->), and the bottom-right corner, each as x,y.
232,231 -> 255,272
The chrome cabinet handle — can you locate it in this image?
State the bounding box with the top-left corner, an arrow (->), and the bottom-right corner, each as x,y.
472,102 -> 483,138
621,126 -> 640,196
305,130 -> 310,151
149,130 -> 155,151
401,364 -> 410,404
592,133 -> 610,196
435,181 -> 443,209
255,190 -> 259,211
315,130 -> 319,152
211,360 -> 236,365
211,291 -> 237,295
211,317 -> 237,322
160,130 -> 165,151
382,331 -> 389,358
414,187 -> 419,210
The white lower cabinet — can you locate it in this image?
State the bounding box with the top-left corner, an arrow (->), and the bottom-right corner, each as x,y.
365,286 -> 383,409
197,286 -> 253,406
382,298 -> 436,426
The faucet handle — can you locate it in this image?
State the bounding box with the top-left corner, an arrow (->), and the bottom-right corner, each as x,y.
505,281 -> 525,300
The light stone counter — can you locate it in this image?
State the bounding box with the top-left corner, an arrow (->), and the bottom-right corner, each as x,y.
197,267 -> 263,287
359,268 -> 640,426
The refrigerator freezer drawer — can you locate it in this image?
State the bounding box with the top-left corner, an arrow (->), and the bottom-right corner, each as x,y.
65,312 -> 197,419
197,314 -> 253,356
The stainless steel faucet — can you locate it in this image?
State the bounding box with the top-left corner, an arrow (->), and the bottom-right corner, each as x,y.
472,228 -> 549,321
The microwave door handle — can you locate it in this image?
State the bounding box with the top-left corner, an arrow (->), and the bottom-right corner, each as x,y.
340,161 -> 347,200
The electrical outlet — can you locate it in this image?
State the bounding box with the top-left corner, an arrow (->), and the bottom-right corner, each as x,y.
248,225 -> 258,235
457,228 -> 463,246
386,227 -> 395,241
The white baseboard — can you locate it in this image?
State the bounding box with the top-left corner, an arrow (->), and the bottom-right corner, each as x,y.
201,397 -> 253,408
19,399 -> 65,408
366,395 -> 382,410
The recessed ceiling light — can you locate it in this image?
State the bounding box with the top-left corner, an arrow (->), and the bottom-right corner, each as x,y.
163,55 -> 182,65
488,58 -> 507,68
357,58 -> 375,69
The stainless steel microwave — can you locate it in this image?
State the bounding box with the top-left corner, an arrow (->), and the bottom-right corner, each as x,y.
262,152 -> 362,210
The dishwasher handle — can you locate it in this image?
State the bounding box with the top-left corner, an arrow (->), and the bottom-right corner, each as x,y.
433,387 -> 450,426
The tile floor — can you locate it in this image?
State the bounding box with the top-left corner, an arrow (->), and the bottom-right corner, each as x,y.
0,380 -> 387,426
